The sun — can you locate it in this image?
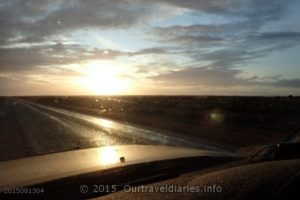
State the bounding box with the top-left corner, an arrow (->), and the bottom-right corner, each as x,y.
78,62 -> 131,95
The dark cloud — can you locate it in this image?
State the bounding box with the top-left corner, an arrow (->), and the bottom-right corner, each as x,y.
0,0 -> 157,45
129,47 -> 169,56
151,67 -> 246,87
273,79 -> 300,88
151,67 -> 300,89
244,32 -> 300,51
152,26 -> 300,68
150,0 -> 300,71
169,35 -> 225,47
0,43 -> 172,73
0,43 -> 126,71
5,0 -> 290,46
151,0 -> 234,14
152,0 -> 290,22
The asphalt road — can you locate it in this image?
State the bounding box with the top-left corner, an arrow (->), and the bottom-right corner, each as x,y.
0,99 -> 232,161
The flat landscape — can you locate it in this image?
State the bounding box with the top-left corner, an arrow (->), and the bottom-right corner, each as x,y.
1,96 -> 299,161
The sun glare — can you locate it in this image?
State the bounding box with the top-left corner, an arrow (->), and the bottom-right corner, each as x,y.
98,147 -> 119,165
78,62 -> 131,95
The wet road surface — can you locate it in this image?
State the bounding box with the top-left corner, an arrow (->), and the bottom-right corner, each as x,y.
0,99 -> 232,161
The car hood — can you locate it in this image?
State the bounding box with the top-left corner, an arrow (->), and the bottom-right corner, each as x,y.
0,145 -> 231,191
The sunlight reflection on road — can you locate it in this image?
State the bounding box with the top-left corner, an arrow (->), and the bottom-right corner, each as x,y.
97,119 -> 114,128
23,101 -> 228,151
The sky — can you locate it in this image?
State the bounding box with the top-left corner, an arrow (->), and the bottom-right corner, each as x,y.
0,0 -> 300,96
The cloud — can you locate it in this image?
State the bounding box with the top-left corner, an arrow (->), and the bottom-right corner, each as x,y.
273,79 -> 300,88
0,41 -> 139,71
151,66 -> 300,89
149,0 -> 300,71
129,47 -> 169,56
151,67 -> 246,86
0,43 -> 175,73
152,24 -> 300,68
0,1 -> 177,73
152,0 -> 291,22
0,0 -> 173,45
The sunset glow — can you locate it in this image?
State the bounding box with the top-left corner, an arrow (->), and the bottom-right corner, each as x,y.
0,0 -> 300,96
77,62 -> 131,95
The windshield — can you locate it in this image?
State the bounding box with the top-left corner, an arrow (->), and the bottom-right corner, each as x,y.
0,0 -> 300,164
